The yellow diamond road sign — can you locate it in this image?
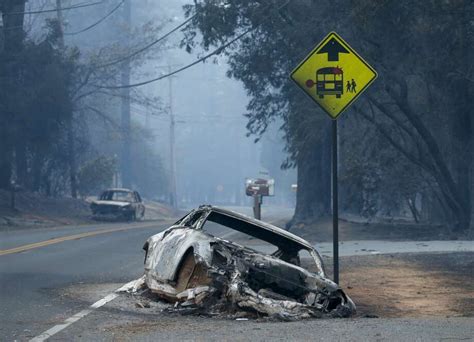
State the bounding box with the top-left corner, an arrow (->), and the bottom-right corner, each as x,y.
291,32 -> 377,119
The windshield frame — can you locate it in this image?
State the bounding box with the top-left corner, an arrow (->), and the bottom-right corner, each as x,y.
99,190 -> 134,203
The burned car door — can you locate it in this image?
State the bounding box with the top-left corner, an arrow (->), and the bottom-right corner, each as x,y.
133,191 -> 145,219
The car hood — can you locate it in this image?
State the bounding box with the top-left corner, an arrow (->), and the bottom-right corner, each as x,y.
91,200 -> 131,207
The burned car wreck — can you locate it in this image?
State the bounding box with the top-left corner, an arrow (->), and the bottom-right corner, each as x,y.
90,188 -> 145,221
139,206 -> 355,320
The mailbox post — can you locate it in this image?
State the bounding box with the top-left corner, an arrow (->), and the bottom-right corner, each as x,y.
253,193 -> 262,220
245,178 -> 274,220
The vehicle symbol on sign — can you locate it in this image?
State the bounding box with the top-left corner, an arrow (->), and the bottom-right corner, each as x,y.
305,67 -> 344,99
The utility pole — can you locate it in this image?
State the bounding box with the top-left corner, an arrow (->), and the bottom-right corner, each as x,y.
168,65 -> 177,209
56,0 -> 78,198
143,102 -> 149,188
55,0 -> 65,49
120,0 -> 132,188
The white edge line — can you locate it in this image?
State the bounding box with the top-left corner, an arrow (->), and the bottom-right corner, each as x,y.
29,279 -> 139,342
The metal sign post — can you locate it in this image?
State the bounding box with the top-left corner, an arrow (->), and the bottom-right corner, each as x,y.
290,32 -> 377,284
332,120 -> 339,283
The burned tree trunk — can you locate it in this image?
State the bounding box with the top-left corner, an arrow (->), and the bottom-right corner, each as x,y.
0,0 -> 26,189
292,124 -> 331,226
15,136 -> 27,187
0,129 -> 12,189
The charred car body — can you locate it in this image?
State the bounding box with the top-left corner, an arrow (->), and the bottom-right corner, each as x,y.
141,206 -> 355,320
90,188 -> 145,221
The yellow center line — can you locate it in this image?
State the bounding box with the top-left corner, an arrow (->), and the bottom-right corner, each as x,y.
0,221 -> 169,256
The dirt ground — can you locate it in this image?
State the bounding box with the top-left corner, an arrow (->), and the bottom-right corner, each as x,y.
0,189 -> 92,227
62,252 -> 473,321
311,252 -> 474,318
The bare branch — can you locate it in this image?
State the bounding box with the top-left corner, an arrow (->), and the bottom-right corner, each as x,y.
386,74 -> 467,215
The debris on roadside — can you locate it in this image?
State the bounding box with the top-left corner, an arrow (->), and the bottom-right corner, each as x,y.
135,301 -> 151,309
122,206 -> 356,321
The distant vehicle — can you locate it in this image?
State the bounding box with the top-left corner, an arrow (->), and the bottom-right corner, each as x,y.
90,188 -> 145,221
316,67 -> 344,98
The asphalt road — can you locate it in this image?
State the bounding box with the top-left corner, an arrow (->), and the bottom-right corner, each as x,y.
1,208 -> 472,341
0,220 -> 171,341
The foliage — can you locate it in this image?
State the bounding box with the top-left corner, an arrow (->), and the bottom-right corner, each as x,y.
0,3 -> 170,201
0,19 -> 79,194
349,0 -> 473,230
77,156 -> 116,197
181,0 -> 473,231
131,141 -> 168,200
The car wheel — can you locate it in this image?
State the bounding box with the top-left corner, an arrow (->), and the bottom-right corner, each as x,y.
138,209 -> 145,221
175,250 -> 211,293
331,303 -> 354,318
127,211 -> 136,222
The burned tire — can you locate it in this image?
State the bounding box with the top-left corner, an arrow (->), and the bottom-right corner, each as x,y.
175,251 -> 197,293
330,303 -> 354,318
175,250 -> 212,293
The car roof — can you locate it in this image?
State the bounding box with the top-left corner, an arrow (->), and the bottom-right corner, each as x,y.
103,188 -> 134,193
198,205 -> 314,251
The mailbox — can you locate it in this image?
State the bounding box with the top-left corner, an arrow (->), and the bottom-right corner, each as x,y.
245,178 -> 275,197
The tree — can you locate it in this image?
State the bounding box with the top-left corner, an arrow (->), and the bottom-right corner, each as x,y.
77,156 -> 116,197
1,1 -> 169,200
181,1 -> 338,224
181,0 -> 472,232
0,0 -> 26,189
0,17 -> 78,195
349,0 -> 473,231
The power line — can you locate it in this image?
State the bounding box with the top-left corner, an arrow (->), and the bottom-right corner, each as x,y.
65,0 -> 124,35
97,13 -> 197,68
2,1 -> 104,16
99,0 -> 290,89
100,28 -> 250,89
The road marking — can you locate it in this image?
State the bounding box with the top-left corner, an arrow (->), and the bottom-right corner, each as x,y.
30,280 -> 137,342
0,222 -> 166,256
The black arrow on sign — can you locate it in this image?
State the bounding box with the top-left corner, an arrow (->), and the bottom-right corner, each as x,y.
317,37 -> 349,61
